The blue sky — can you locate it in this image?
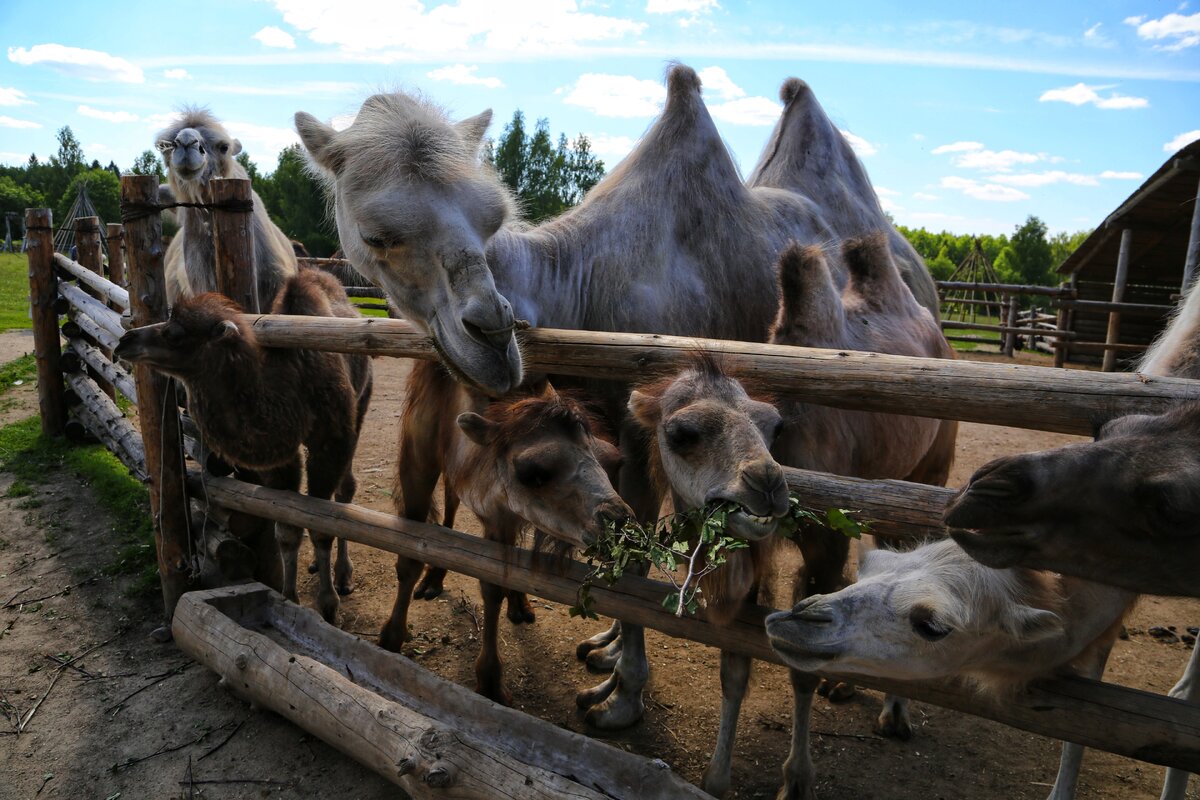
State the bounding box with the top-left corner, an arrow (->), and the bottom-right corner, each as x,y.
1,0 -> 1197,236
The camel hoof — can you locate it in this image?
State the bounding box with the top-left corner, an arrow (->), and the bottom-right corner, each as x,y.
378,626 -> 407,653
413,575 -> 445,600
505,599 -> 536,625
585,642 -> 622,673
576,673 -> 618,709
307,560 -> 318,575
700,765 -> 731,799
318,599 -> 339,626
875,706 -> 913,741
584,687 -> 645,730
775,782 -> 817,800
825,681 -> 857,703
336,581 -> 354,597
150,625 -> 173,643
476,680 -> 513,707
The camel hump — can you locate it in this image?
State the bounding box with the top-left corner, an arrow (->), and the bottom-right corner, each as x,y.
666,63 -> 702,99
272,270 -> 338,317
843,232 -> 904,303
779,78 -> 810,105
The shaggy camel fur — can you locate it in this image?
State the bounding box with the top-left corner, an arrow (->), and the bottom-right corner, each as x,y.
114,271 -> 372,623
295,63 -> 946,734
156,108 -> 297,308
379,360 -> 630,704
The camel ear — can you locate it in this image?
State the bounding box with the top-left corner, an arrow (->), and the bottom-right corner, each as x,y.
295,112 -> 343,173
228,138 -> 243,157
1011,606 -> 1064,643
842,233 -> 902,304
590,438 -> 623,482
627,389 -> 661,429
213,319 -> 240,341
775,242 -> 841,337
456,110 -> 493,147
156,139 -> 174,154
457,412 -> 497,446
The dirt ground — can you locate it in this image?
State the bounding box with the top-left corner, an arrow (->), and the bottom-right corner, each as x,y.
2,346 -> 1198,800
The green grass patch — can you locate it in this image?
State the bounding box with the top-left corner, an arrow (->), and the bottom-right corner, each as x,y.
349,297 -> 388,319
0,252 -> 32,331
0,353 -> 36,395
0,415 -> 157,594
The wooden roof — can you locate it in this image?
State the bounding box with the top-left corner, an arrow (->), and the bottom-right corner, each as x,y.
1058,138 -> 1200,286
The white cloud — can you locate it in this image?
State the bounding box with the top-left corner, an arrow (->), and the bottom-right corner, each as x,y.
932,141 -> 983,154
940,176 -> 1029,202
878,196 -> 902,213
0,115 -> 41,129
912,192 -> 939,201
646,0 -> 719,12
709,96 -> 781,126
696,66 -> 744,101
427,64 -> 504,88
226,121 -> 301,165
163,69 -> 191,80
1164,129 -> 1200,152
144,112 -> 181,131
78,104 -> 139,123
840,129 -> 877,157
585,133 -> 635,161
562,73 -> 665,117
269,0 -> 645,54
202,81 -> 362,96
953,148 -> 1042,171
254,26 -> 297,49
875,186 -> 901,197
0,151 -> 31,164
0,87 -> 32,106
8,44 -> 143,83
1099,170 -> 1143,180
1127,12 -> 1200,51
912,133 -> 926,141
331,114 -> 357,131
987,170 -> 1099,187
1039,82 -> 1148,109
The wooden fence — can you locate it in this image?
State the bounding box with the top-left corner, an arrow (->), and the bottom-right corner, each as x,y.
23,178 -> 1200,793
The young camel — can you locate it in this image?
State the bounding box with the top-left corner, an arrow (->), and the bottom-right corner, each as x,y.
114,270 -> 373,623
155,108 -> 297,308
379,360 -> 632,704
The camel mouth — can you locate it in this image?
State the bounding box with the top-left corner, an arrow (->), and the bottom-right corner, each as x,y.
948,527 -> 1035,569
427,315 -> 521,398
764,607 -> 845,664
726,507 -> 782,540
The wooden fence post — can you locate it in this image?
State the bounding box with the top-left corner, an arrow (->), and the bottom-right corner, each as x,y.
26,208 -> 65,436
121,174 -> 193,637
105,222 -> 126,289
1002,296 -> 1018,357
1103,228 -> 1134,372
74,216 -> 114,400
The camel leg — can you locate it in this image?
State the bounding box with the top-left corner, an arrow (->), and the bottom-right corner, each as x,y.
309,532 -> 339,623
1045,644 -> 1113,800
585,633 -> 623,672
415,486 -> 455,600
332,470 -> 357,596
260,460 -> 302,602
777,669 -> 820,800
380,555 -> 424,651
1160,641 -> 1200,800
876,695 -> 913,740
505,589 -> 536,625
577,620 -> 621,661
701,650 -> 752,798
476,579 -> 511,705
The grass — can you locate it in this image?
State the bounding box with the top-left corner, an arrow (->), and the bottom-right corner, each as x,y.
349,297 -> 388,318
0,252 -> 31,331
0,414 -> 158,595
0,353 -> 36,394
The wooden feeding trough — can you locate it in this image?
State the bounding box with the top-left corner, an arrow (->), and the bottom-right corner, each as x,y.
173,583 -> 709,800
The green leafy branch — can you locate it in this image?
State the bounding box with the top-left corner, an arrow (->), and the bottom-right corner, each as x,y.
570,494 -> 868,620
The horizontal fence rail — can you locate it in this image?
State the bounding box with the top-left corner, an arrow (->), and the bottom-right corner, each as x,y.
937,281 -> 1074,297
54,252 -> 129,309
187,472 -> 1200,774
239,314 -> 1200,436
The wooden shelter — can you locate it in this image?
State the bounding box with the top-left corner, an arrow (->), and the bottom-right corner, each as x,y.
1057,139 -> 1200,370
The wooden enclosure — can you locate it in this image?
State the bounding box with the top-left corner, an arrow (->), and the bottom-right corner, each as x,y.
23,178 -> 1200,793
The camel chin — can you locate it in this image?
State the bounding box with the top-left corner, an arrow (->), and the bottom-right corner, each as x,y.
429,316 -> 522,397
948,528 -> 1036,570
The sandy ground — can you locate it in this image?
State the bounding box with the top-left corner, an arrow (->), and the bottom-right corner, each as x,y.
1,350 -> 1197,800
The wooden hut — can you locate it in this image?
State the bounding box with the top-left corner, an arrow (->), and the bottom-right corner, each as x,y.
1057,139 -> 1200,370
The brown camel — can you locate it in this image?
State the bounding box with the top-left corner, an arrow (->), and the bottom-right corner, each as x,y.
295,64 -> 945,735
379,360 -> 631,705
114,270 -> 373,624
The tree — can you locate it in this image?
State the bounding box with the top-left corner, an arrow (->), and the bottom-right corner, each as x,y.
1049,229 -> 1091,270
262,144 -> 337,256
1009,215 -> 1053,286
52,126 -> 85,175
131,150 -> 165,181
57,168 -> 121,228
491,111 -> 605,222
0,175 -> 45,219
236,152 -> 262,185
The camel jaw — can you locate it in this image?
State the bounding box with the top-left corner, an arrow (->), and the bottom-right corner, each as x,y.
764,607 -> 847,670
948,527 -> 1038,569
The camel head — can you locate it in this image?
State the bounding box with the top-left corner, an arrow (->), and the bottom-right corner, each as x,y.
765,538 -> 1065,684
115,292 -> 254,381
295,94 -> 521,397
947,402 -> 1200,597
156,108 -> 245,201
629,355 -> 788,541
458,384 -> 632,550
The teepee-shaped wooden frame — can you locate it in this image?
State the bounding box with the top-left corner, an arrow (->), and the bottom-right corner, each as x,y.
53,180 -> 110,259
940,239 -> 1002,324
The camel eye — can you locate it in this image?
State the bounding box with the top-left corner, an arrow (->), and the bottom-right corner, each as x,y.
218,142 -> 229,155
665,419 -> 701,453
162,323 -> 185,343
514,457 -> 553,489
910,606 -> 951,642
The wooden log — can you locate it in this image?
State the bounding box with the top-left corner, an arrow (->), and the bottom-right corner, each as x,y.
783,466 -> 953,540
240,315 -> 1200,436
73,216 -> 115,401
186,475 -> 1200,773
65,371 -> 147,481
936,281 -> 1074,297
54,253 -> 130,309
943,335 -> 1001,346
67,311 -> 121,352
940,320 -> 1075,339
26,208 -> 65,436
105,222 -> 125,289
122,174 -> 194,632
58,283 -> 126,342
1054,299 -> 1173,317
1052,340 -> 1148,353
939,296 -> 1004,309
1002,297 -> 1019,358
209,177 -> 258,312
173,587 -> 708,799
66,337 -> 137,404
1103,229 -> 1134,372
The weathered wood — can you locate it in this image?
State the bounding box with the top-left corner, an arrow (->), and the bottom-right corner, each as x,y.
1053,340 -> 1148,353
122,174 -> 194,630
64,371 -> 147,481
73,216 -> 115,401
66,337 -> 137,404
783,466 -> 953,539
1103,228 -> 1134,372
1052,298 -> 1172,317
105,222 -> 125,290
58,282 -> 126,342
943,335 -> 1001,346
54,252 -> 130,309
1002,297 -> 1019,358
239,314 -> 1200,436
1055,297 -> 1069,368
936,281 -> 1074,297
66,311 -> 121,352
174,586 -> 708,799
941,319 -> 1075,339
187,475 -> 1200,773
26,208 -> 65,436
209,177 -> 258,312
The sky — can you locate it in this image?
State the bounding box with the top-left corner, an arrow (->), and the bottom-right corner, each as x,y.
1,1 -> 1198,237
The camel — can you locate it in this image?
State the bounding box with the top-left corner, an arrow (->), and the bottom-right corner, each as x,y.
114,270 -> 373,624
378,360 -> 631,704
156,108 -> 297,308
295,64 -> 943,734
